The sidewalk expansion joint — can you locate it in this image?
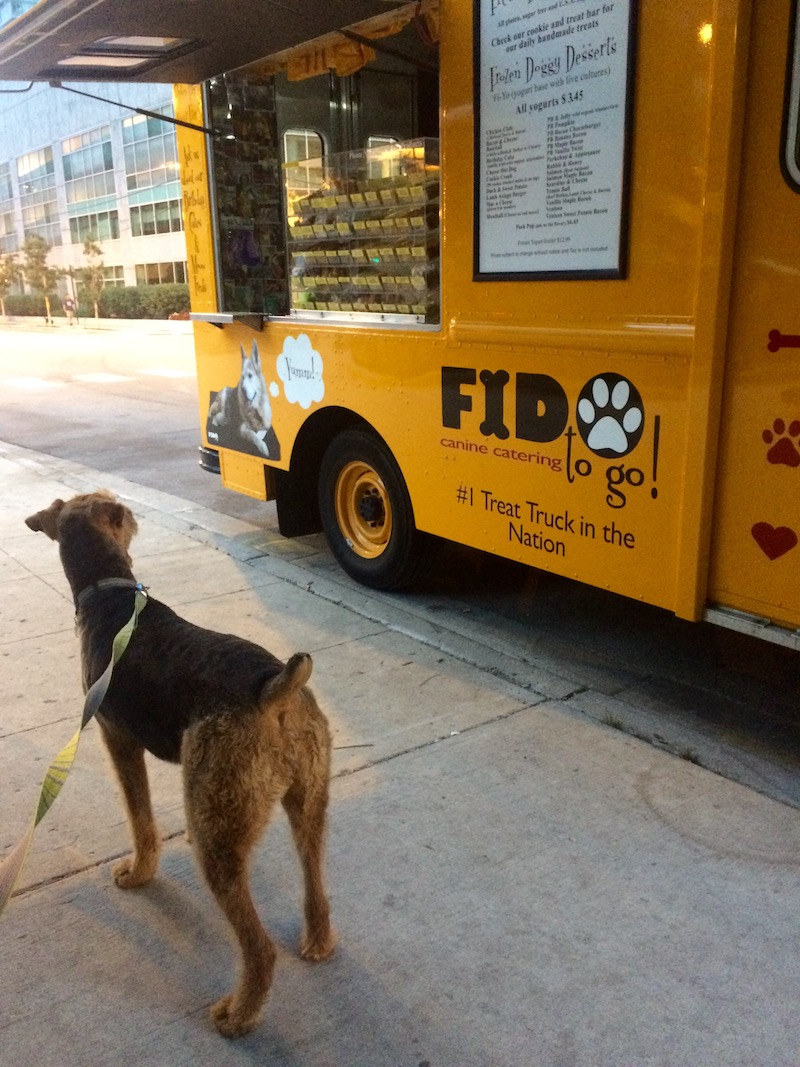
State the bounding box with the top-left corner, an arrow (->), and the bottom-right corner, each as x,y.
331,698 -> 547,779
8,828 -> 188,903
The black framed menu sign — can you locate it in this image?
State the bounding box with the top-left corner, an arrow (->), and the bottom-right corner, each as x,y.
474,0 -> 637,280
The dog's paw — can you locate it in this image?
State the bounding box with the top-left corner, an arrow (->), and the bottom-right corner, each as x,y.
112,855 -> 157,889
210,994 -> 262,1039
300,928 -> 337,961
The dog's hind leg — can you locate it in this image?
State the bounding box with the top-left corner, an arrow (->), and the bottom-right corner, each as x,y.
194,841 -> 276,1038
282,779 -> 336,961
182,720 -> 279,1038
98,718 -> 161,888
267,655 -> 336,960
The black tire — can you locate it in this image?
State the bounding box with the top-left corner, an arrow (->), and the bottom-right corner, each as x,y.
318,428 -> 428,590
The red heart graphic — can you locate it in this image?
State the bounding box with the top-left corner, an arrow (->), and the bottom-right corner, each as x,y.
751,522 -> 798,560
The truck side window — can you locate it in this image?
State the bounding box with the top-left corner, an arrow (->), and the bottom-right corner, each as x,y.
367,136 -> 400,178
782,6 -> 800,190
207,73 -> 289,316
284,129 -> 325,167
367,136 -> 400,150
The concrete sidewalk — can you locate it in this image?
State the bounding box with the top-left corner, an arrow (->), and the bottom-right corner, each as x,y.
0,439 -> 798,1066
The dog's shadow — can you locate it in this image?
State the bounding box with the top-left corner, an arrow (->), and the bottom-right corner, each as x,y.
74,833 -> 305,964
71,842 -> 229,990
58,837 -> 438,1065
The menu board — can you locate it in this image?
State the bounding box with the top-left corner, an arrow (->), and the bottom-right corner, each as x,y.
474,0 -> 635,279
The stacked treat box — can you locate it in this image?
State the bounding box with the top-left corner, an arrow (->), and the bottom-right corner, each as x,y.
285,139 -> 440,324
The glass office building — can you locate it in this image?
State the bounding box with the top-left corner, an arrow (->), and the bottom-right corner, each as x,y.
0,80 -> 187,290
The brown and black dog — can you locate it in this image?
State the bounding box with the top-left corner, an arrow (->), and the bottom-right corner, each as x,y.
25,491 -> 336,1037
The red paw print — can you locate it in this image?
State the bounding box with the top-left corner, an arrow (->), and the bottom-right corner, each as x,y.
762,419 -> 800,467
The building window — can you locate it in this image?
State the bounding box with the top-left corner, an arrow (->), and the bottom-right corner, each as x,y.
0,161 -> 12,202
130,199 -> 183,236
0,210 -> 16,253
17,146 -> 60,245
62,125 -> 115,207
103,265 -> 125,287
0,162 -> 15,253
69,210 -> 120,244
122,107 -> 179,192
135,260 -> 187,285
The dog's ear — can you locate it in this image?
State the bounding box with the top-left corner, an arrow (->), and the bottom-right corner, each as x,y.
90,498 -> 137,532
25,499 -> 65,541
250,339 -> 261,369
95,499 -> 123,524
91,497 -> 139,553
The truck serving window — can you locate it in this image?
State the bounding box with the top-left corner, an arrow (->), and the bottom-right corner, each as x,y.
284,137 -> 440,324
204,1 -> 440,324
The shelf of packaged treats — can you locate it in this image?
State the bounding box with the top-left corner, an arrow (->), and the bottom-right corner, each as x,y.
284,139 -> 440,324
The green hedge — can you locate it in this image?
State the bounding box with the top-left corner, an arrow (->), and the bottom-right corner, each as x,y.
134,283 -> 191,319
96,286 -> 144,318
3,293 -> 56,318
2,284 -> 191,320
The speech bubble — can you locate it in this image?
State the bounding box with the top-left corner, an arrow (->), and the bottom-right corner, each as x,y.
276,333 -> 324,409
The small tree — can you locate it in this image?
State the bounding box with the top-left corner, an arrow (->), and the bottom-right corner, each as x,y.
22,234 -> 59,323
79,236 -> 105,319
0,252 -> 21,318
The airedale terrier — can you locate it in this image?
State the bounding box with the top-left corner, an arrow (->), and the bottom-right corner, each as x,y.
25,491 -> 336,1037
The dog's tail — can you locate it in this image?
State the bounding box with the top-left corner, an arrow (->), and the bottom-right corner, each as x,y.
262,652 -> 313,703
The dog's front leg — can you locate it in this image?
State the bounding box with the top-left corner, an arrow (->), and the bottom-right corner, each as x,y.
98,717 -> 161,887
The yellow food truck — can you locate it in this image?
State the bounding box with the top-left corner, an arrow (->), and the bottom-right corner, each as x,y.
1,0 -> 799,646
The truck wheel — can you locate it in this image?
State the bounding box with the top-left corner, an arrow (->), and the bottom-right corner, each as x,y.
319,429 -> 427,589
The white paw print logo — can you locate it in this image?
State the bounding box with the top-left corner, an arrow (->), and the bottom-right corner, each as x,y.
576,374 -> 644,458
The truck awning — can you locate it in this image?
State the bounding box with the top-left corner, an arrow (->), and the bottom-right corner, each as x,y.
0,0 -> 409,83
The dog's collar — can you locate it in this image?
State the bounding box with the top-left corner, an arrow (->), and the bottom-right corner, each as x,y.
75,578 -> 147,610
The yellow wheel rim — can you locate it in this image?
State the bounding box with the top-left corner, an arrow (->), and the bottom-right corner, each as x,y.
334,460 -> 392,559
